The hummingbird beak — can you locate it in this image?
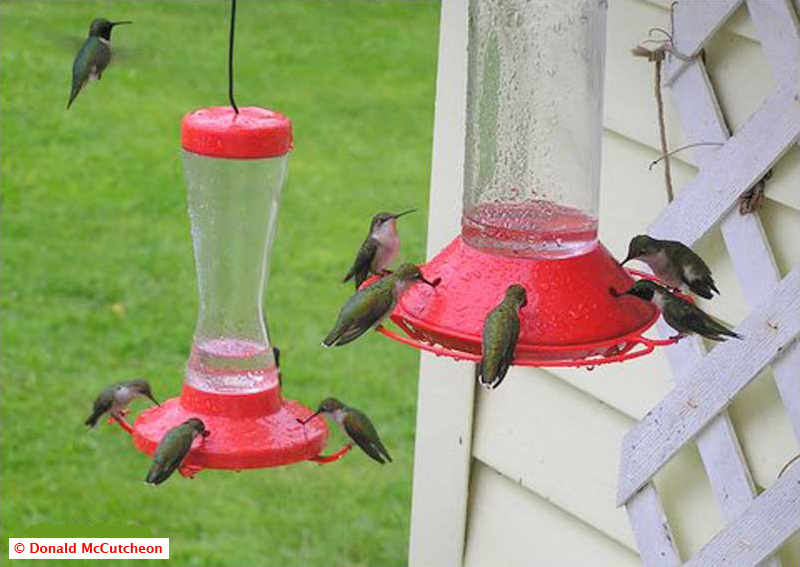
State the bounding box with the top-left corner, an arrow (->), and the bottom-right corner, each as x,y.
111,21 -> 133,27
420,275 -> 441,288
297,410 -> 322,425
148,394 -> 161,407
620,253 -> 634,266
392,208 -> 417,220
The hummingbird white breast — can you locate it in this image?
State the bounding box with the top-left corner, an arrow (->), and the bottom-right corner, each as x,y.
642,250 -> 681,288
371,220 -> 400,272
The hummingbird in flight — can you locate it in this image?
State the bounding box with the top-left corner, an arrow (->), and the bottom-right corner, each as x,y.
299,398 -> 392,464
67,18 -> 132,109
477,284 -> 527,390
342,209 -> 417,289
619,280 -> 741,341
145,418 -> 208,486
324,263 -> 440,347
621,235 -> 719,299
84,378 -> 159,428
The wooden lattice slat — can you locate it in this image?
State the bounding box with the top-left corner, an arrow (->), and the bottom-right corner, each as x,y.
618,1 -> 800,566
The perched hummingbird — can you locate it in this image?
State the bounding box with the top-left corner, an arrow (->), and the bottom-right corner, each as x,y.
145,418 -> 208,486
621,235 -> 719,299
67,18 -> 132,109
477,284 -> 527,390
621,280 -> 742,341
324,263 -> 439,347
272,346 -> 282,387
342,209 -> 417,289
299,398 -> 392,464
84,378 -> 159,428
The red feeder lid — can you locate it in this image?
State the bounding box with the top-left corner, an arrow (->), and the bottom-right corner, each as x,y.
181,106 -> 293,159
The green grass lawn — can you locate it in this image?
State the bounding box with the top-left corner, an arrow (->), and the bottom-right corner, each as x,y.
1,1 -> 439,565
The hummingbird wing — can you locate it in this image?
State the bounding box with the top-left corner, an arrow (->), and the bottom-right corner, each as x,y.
84,387 -> 115,428
343,409 -> 392,464
665,242 -> 718,299
479,304 -> 520,389
663,296 -> 740,341
343,237 -> 379,290
68,38 -> 111,109
145,424 -> 195,485
323,281 -> 395,347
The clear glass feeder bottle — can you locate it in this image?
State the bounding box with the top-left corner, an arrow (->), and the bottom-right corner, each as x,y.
182,107 -> 291,394
461,0 -> 607,259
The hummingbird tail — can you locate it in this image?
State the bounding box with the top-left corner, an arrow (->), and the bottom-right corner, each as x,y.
84,409 -> 103,428
145,466 -> 168,486
67,85 -> 81,109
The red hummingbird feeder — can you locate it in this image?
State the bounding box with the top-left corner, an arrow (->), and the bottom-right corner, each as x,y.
113,106 -> 350,475
377,0 -> 678,367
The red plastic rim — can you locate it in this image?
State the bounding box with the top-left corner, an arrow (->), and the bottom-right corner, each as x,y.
181,106 -> 293,159
374,236 -> 681,367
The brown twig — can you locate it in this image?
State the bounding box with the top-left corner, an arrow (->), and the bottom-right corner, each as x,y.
653,59 -> 674,202
778,453 -> 800,478
648,142 -> 724,170
631,1 -> 699,203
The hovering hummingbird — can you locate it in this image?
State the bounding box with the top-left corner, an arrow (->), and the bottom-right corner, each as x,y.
145,418 -> 208,486
299,398 -> 392,464
477,284 -> 527,390
620,280 -> 742,341
323,263 -> 439,347
621,235 -> 719,299
342,209 -> 417,289
67,18 -> 132,109
84,378 -> 159,428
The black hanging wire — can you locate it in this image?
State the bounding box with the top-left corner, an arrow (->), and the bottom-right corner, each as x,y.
228,0 -> 239,113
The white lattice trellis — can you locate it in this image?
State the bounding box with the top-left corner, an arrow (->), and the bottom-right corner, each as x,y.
616,1 -> 800,566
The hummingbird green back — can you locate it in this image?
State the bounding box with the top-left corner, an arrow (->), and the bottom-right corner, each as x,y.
145,418 -> 206,486
343,408 -> 392,464
67,18 -> 131,109
478,285 -> 527,390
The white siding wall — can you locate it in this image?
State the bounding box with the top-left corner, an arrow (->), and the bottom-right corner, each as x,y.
410,1 -> 800,566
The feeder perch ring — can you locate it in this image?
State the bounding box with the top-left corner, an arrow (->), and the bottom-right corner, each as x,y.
372,238 -> 684,368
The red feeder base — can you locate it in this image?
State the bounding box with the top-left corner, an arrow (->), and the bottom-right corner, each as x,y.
125,372 -> 349,477
378,236 -> 677,367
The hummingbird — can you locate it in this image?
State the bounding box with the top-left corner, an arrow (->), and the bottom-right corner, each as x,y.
299,398 -> 392,464
620,280 -> 742,341
84,378 -> 159,428
145,418 -> 208,486
272,346 -> 282,387
323,263 -> 440,347
621,235 -> 719,299
67,18 -> 132,109
342,209 -> 417,289
477,284 -> 527,390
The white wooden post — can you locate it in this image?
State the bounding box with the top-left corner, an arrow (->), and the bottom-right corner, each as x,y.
408,2 -> 475,566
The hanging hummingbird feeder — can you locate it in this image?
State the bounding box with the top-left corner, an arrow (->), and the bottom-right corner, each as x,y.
376,0 -> 679,368
113,1 -> 349,476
